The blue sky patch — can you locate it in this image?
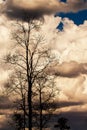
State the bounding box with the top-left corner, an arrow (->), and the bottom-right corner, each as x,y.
57,22 -> 64,31
56,9 -> 87,26
60,0 -> 67,3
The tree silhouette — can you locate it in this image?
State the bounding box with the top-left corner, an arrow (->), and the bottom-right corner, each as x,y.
12,112 -> 24,130
4,18 -> 57,130
54,117 -> 71,130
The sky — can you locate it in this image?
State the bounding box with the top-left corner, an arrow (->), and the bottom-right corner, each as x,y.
0,0 -> 87,130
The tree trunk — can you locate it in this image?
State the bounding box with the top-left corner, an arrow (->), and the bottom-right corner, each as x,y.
26,44 -> 32,130
23,94 -> 26,130
28,84 -> 32,130
40,87 -> 42,130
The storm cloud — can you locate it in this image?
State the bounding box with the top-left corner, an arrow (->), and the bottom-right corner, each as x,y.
0,0 -> 87,20
2,0 -> 65,20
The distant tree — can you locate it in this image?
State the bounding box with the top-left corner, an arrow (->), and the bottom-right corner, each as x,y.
12,112 -> 24,130
54,117 -> 71,130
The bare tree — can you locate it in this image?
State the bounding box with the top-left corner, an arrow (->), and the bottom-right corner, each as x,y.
4,19 -> 57,130
54,117 -> 71,130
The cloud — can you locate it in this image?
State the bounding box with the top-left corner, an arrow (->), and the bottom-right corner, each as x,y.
47,61 -> 87,78
0,15 -> 12,58
67,0 -> 87,12
0,0 -> 87,20
0,95 -> 14,109
41,17 -> 87,63
62,75 -> 86,101
2,0 -> 65,20
56,75 -> 87,103
58,101 -> 85,108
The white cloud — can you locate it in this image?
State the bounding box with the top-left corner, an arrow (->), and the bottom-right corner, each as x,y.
40,16 -> 87,112
0,15 -> 12,57
41,16 -> 87,63
56,75 -> 87,102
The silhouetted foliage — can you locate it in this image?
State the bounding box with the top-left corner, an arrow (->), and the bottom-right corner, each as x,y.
12,112 -> 25,130
54,117 -> 71,130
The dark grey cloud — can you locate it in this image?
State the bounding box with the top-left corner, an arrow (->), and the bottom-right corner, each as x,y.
58,101 -> 85,108
2,0 -> 65,20
34,100 -> 85,110
1,0 -> 87,21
